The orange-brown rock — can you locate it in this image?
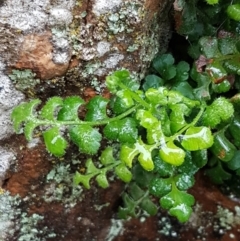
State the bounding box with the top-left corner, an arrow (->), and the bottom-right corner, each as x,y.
13,32 -> 70,80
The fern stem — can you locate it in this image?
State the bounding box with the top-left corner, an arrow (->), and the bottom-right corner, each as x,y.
36,104 -> 139,127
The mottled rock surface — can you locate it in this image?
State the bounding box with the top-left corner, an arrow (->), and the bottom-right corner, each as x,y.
0,0 -> 174,240
0,0 -> 172,91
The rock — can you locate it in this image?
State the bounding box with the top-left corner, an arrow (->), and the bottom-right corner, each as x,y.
13,32 -> 70,80
0,0 -> 173,94
0,61 -> 25,140
0,147 -> 16,186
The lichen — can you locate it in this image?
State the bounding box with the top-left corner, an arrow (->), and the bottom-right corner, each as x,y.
0,0 -> 76,32
8,69 -> 40,91
43,162 -> 84,209
0,62 -> 25,140
214,205 -> 240,234
0,191 -> 21,240
18,213 -> 56,241
103,54 -> 124,69
105,219 -> 124,241
92,0 -> 122,17
97,41 -> 111,57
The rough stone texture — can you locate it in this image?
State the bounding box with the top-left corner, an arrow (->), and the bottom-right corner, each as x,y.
0,0 -> 173,240
0,0 -> 173,91
0,61 -> 25,140
0,147 -> 16,186
14,32 -> 70,80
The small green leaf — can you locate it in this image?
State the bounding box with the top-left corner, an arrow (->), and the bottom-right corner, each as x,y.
85,96 -> 109,121
142,75 -> 164,91
100,147 -> 115,166
159,142 -> 186,166
227,4 -> 240,21
205,0 -> 218,5
227,151 -> 240,170
116,90 -> 134,109
96,173 -> 109,188
191,70 -> 211,101
11,99 -> 41,133
153,54 -> 176,80
118,193 -> 136,219
73,159 -> 113,189
140,197 -> 158,216
202,97 -> 234,128
85,158 -> 99,173
223,59 -> 240,75
110,95 -> 131,115
166,90 -> 182,104
120,139 -> 155,171
43,127 -> 68,157
106,75 -> 120,93
212,80 -> 231,93
192,149 -> 208,168
120,144 -> 139,168
169,204 -> 193,223
145,87 -> 168,105
113,70 -> 130,81
153,156 -> 174,177
115,163 -> 132,183
103,117 -> 138,144
160,189 -> 194,210
175,61 -> 190,82
40,97 -> 63,120
199,37 -> 221,58
177,151 -> 200,176
169,104 -> 189,133
146,121 -> 165,145
73,171 -> 92,189
136,109 -> 158,128
23,120 -> 40,141
106,70 -> 135,93
206,161 -> 232,184
175,174 -> 195,190
135,140 -> 155,171
149,177 -> 172,197
129,182 -> 145,200
181,126 -> 213,151
171,82 -> 195,99
132,164 -> 154,187
69,125 -> 102,154
218,37 -> 239,56
57,96 -> 84,121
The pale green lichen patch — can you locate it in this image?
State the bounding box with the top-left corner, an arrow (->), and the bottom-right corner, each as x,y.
214,205 -> 240,234
0,190 -> 21,240
0,190 -> 56,240
8,69 -> 40,92
105,219 -> 125,241
43,161 -> 84,209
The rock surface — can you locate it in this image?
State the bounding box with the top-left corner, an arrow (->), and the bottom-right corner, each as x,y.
0,0 -> 172,88
0,0 -> 174,240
